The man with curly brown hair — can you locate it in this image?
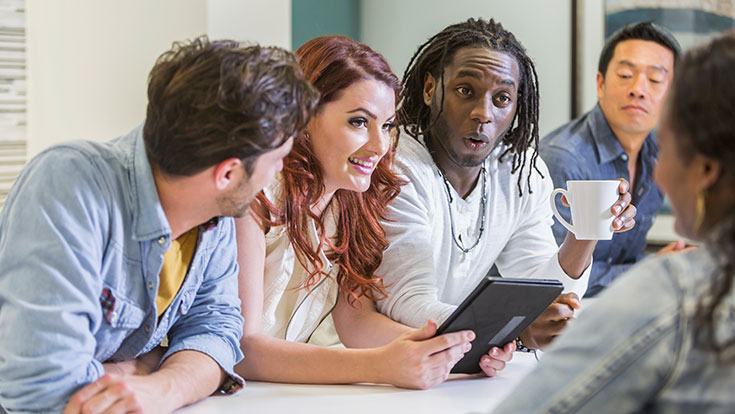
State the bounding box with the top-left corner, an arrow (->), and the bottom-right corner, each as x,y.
0,37 -> 318,413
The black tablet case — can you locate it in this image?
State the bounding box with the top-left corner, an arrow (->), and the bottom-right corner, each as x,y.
436,277 -> 563,374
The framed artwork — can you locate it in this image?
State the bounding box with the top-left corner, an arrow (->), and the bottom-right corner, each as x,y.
572,0 -> 735,119
606,0 -> 735,50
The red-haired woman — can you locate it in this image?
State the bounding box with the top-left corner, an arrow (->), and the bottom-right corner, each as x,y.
234,35 -> 474,389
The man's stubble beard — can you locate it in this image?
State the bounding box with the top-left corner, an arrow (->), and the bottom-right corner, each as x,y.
426,110 -> 505,169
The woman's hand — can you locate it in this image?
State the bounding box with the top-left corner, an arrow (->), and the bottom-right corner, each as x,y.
373,320 -> 473,389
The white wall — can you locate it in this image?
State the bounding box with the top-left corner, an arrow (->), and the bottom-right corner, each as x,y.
26,1 -> 207,156
207,0 -> 291,49
579,0 -> 605,113
25,0 -> 598,156
26,0 -> 291,158
361,0 -> 572,137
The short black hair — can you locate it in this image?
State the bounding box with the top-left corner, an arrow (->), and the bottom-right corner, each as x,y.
598,21 -> 681,76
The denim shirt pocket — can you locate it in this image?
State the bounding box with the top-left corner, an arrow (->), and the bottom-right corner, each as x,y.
178,289 -> 195,316
97,286 -> 147,361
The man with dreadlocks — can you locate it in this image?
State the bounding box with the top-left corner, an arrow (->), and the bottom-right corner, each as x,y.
375,18 -> 637,376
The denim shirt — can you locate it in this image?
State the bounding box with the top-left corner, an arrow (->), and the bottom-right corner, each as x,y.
0,125 -> 244,413
540,104 -> 663,297
493,247 -> 735,414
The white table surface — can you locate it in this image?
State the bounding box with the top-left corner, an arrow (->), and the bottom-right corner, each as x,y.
647,213 -> 696,245
174,352 -> 538,414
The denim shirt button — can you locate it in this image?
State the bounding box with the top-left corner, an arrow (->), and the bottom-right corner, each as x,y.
145,326 -> 151,333
157,236 -> 166,244
148,282 -> 154,290
621,153 -> 629,161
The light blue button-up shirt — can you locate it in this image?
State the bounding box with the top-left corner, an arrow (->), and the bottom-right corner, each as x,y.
0,125 -> 244,413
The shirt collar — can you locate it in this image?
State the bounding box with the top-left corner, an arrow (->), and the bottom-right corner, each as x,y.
128,124 -> 172,242
589,103 -> 629,165
589,104 -> 659,165
641,129 -> 659,161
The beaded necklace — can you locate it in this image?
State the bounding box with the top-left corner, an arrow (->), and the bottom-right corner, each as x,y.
437,163 -> 487,254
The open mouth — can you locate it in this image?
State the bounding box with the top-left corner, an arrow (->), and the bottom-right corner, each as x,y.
463,136 -> 488,151
348,157 -> 375,175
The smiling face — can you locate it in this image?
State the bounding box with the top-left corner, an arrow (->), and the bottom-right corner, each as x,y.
597,39 -> 674,139
422,47 -> 519,170
308,78 -> 396,195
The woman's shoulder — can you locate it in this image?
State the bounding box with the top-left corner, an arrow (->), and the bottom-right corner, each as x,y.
638,248 -> 716,294
592,248 -> 717,322
261,173 -> 284,205
259,174 -> 288,241
394,134 -> 436,177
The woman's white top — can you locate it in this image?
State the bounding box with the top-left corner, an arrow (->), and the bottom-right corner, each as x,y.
260,180 -> 340,343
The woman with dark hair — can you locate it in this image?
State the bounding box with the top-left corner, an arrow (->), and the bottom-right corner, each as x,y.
493,32 -> 735,413
234,35 -> 473,389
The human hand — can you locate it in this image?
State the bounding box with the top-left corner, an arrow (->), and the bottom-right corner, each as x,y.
376,319 -> 474,389
610,179 -> 637,232
478,341 -> 515,377
657,240 -> 697,255
518,292 -> 580,349
63,374 -> 170,414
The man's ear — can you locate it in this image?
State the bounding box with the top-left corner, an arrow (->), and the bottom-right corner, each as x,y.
423,71 -> 436,107
213,158 -> 245,191
596,71 -> 605,102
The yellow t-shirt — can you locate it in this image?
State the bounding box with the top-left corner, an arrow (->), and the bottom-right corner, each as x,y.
156,227 -> 199,316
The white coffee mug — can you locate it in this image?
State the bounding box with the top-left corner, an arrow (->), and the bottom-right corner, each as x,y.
550,180 -> 620,240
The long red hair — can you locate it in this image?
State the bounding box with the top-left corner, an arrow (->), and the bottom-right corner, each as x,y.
256,35 -> 403,304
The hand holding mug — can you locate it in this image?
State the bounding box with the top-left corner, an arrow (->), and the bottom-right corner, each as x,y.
551,179 -> 636,240
609,179 -> 637,233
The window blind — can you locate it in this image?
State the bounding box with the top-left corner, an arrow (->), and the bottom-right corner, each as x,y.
0,0 -> 25,208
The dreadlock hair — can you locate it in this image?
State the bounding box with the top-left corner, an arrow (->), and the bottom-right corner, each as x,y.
399,17 -> 541,196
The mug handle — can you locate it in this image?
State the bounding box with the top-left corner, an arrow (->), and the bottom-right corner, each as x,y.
550,188 -> 575,234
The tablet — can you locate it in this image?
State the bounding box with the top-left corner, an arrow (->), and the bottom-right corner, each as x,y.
435,277 -> 563,374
